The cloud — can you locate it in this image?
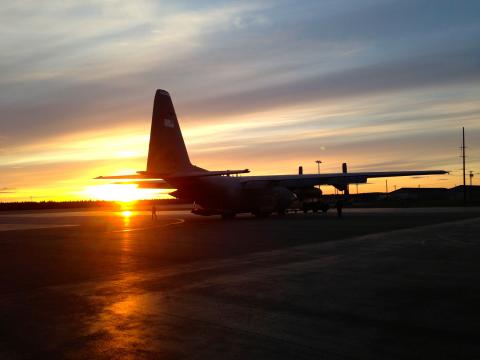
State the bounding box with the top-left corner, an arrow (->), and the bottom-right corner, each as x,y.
0,187 -> 16,194
185,46 -> 480,118
0,1 -> 272,145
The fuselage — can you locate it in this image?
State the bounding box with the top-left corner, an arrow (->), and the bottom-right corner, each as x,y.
165,175 -> 296,215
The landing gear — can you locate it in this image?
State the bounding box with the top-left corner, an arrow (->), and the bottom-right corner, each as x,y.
301,201 -> 329,214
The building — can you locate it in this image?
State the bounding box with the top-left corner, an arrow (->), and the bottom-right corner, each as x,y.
389,187 -> 448,201
448,185 -> 480,202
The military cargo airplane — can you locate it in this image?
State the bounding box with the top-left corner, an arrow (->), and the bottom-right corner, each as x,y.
97,89 -> 447,218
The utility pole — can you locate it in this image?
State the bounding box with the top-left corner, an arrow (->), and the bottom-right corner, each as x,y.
462,127 -> 466,204
385,179 -> 388,194
469,171 -> 473,186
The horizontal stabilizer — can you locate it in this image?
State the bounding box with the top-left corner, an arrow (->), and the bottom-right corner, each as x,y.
136,169 -> 250,178
112,180 -> 173,189
173,169 -> 250,178
95,174 -> 162,180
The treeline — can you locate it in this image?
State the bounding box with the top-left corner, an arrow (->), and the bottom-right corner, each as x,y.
0,199 -> 190,211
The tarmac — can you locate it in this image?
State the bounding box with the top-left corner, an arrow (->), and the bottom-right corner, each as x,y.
0,207 -> 479,359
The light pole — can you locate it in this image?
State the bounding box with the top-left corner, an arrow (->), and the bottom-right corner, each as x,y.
315,160 -> 322,190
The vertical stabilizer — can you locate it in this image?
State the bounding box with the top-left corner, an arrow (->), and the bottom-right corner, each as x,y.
146,89 -> 193,174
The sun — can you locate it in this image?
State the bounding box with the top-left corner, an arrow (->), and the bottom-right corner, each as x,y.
84,184 -> 156,202
121,210 -> 133,217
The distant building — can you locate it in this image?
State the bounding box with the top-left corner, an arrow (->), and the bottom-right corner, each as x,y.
352,192 -> 386,202
388,187 -> 448,201
324,192 -> 386,203
448,185 -> 480,201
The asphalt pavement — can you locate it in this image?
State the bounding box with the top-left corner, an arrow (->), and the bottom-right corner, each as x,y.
0,207 -> 479,359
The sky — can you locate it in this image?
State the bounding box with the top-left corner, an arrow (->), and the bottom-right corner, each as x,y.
1,0 -> 479,201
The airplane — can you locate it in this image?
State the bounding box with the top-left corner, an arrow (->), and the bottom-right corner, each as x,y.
97,89 -> 447,219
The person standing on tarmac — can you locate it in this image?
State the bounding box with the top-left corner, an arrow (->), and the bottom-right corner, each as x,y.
336,199 -> 343,219
151,204 -> 158,220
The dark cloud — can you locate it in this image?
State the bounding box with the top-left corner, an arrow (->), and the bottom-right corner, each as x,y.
186,46 -> 480,117
2,0 -> 480,145
0,187 -> 16,193
2,43 -> 479,148
291,0 -> 480,42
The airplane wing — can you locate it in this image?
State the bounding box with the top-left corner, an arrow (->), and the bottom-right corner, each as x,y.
240,170 -> 448,189
96,169 -> 447,191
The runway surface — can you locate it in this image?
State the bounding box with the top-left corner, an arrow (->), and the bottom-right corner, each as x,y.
0,208 -> 479,359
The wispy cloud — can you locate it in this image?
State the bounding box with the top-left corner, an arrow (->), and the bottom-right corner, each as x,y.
0,187 -> 16,194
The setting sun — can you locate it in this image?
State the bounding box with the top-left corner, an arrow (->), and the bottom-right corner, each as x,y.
121,210 -> 133,217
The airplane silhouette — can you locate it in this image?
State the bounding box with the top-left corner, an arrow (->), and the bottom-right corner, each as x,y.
97,89 -> 447,218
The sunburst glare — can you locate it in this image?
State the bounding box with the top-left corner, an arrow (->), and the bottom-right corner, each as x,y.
83,184 -> 160,202
121,210 -> 133,217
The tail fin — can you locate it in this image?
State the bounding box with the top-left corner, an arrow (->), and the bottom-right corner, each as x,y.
146,89 -> 193,174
